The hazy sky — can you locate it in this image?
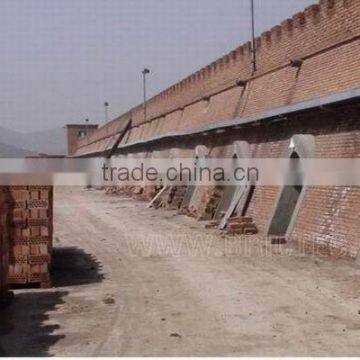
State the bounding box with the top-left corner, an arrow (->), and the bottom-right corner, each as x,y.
0,0 -> 314,133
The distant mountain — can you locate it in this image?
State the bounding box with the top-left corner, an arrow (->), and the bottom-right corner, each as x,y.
0,126 -> 66,156
0,126 -> 20,146
0,142 -> 38,158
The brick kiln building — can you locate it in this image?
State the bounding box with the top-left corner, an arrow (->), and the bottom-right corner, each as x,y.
1,0 -> 359,308
70,0 -> 359,258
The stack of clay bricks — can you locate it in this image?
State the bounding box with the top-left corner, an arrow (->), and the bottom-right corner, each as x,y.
179,206 -> 197,217
226,216 -> 258,235
167,186 -> 187,209
269,236 -> 287,245
7,186 -> 53,288
143,185 -> 159,202
150,186 -> 170,209
130,185 -> 143,198
155,185 -> 187,210
0,187 -> 10,304
105,185 -> 128,195
179,187 -> 223,219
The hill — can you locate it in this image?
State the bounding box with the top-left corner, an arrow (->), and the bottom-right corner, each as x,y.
0,126 -> 66,155
0,142 -> 38,158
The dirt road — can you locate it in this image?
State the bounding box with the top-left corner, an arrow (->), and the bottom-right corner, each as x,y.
1,187 -> 359,356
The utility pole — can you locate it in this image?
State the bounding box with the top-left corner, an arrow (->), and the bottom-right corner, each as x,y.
250,0 -> 257,74
104,102 -> 109,123
142,68 -> 150,122
85,118 -> 89,142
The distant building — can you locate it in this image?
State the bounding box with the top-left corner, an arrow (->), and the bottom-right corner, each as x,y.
65,124 -> 98,156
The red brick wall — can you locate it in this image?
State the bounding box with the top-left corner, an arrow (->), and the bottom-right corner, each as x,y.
224,106 -> 359,258
76,0 -> 360,156
124,32 -> 359,142
72,0 -> 360,258
122,105 -> 360,258
126,0 -> 360,129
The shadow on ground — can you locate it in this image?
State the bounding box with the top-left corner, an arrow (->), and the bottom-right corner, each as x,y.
0,246 -> 104,355
0,290 -> 67,356
51,246 -> 105,287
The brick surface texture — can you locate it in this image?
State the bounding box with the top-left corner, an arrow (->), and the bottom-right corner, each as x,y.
0,186 -> 54,288
0,187 -> 9,300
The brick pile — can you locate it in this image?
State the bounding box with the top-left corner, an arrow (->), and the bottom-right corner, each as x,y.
130,185 -> 144,199
143,185 -> 160,202
226,216 -> 258,235
151,185 -> 188,210
7,186 -> 53,288
0,187 -> 10,304
150,186 -> 171,209
167,186 -> 187,209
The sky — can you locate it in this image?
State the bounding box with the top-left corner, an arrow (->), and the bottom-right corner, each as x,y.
0,0 -> 315,133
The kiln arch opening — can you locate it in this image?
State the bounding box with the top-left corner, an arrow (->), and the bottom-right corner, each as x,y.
266,134 -> 315,242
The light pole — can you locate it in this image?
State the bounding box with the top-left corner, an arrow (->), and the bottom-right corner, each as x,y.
85,118 -> 91,189
85,118 -> 89,142
250,0 -> 257,74
142,68 -> 150,122
104,102 -> 109,123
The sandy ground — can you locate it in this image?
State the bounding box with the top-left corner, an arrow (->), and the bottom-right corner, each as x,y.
0,186 -> 360,356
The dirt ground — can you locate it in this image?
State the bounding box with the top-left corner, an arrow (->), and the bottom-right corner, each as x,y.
0,186 -> 359,356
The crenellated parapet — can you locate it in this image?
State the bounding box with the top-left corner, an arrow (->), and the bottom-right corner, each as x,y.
122,0 -> 358,127
74,0 -> 360,155
69,0 -> 360,262
76,111 -> 132,151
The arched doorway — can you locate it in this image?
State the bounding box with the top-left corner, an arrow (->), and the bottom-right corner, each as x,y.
267,134 -> 315,241
181,145 -> 209,209
213,154 -> 239,220
180,156 -> 197,208
216,141 -> 255,229
165,147 -> 195,209
239,184 -> 255,217
268,151 -> 302,237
